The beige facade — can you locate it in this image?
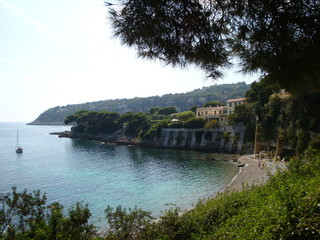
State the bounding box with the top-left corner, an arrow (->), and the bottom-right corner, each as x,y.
196,106 -> 228,126
226,98 -> 246,115
196,98 -> 246,126
196,106 -> 227,117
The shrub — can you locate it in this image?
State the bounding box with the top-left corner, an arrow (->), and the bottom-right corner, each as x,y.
104,206 -> 154,240
0,188 -> 96,240
184,118 -> 206,129
204,120 -> 219,129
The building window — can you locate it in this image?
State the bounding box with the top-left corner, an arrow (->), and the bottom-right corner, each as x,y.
230,111 -> 232,114
205,111 -> 207,114
229,103 -> 232,107
219,111 -> 221,114
198,112 -> 200,116
214,111 -> 216,115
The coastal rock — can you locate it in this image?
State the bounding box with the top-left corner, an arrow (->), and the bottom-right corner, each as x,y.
50,131 -> 71,138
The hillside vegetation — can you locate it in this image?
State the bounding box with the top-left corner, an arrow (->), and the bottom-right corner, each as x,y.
29,82 -> 249,124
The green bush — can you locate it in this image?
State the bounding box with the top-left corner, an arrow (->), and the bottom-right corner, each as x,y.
104,206 -> 154,240
184,118 -> 206,129
0,188 -> 96,240
204,120 -> 219,130
141,119 -> 170,140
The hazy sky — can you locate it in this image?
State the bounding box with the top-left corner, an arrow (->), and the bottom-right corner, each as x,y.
0,0 -> 259,122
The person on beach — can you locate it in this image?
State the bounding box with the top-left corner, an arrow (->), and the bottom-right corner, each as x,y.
258,153 -> 262,168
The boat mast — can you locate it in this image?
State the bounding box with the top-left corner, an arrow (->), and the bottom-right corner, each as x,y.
16,130 -> 23,153
16,130 -> 19,148
16,130 -> 20,148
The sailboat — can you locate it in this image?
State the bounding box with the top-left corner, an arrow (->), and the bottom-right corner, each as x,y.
16,130 -> 23,153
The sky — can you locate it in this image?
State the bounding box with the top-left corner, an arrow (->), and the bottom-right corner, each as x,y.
0,0 -> 259,122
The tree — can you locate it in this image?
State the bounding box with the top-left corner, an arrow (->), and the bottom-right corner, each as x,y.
65,111 -> 121,134
141,119 -> 171,140
119,112 -> 150,136
158,106 -> 177,115
104,205 -> 154,240
149,107 -> 177,115
149,107 -> 160,115
228,104 -> 252,126
203,101 -> 225,107
176,111 -> 195,121
64,110 -> 88,125
189,105 -> 198,113
62,202 -> 96,240
0,188 -> 95,239
184,117 -> 206,129
204,119 -> 219,129
107,0 -> 320,92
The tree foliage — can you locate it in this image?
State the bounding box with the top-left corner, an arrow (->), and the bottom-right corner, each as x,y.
119,112 -> 150,136
233,79 -> 320,152
65,111 -> 121,134
227,103 -> 252,126
204,119 -> 219,130
158,107 -> 177,115
189,105 -> 197,113
141,119 -> 171,140
107,0 -> 320,92
0,188 -> 95,240
183,117 -> 206,129
175,111 -> 195,121
104,205 -> 154,240
203,101 -> 225,107
149,107 -> 160,115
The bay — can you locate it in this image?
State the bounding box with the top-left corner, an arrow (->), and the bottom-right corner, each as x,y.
0,122 -> 238,226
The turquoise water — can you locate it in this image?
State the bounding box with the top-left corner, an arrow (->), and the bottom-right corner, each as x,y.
0,122 -> 238,226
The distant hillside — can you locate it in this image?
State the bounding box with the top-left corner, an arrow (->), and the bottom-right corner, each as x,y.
29,82 -> 250,124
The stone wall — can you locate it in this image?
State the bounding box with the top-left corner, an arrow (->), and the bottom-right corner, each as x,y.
159,124 -> 246,153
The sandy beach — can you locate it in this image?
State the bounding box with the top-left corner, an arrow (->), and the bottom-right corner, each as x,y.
226,154 -> 286,191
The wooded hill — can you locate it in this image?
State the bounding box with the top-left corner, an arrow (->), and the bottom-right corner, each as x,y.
29,82 -> 249,124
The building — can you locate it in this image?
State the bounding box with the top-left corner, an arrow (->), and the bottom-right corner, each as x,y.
226,98 -> 246,114
196,106 -> 228,126
196,98 -> 246,126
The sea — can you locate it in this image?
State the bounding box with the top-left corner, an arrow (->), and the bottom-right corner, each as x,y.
0,122 -> 238,227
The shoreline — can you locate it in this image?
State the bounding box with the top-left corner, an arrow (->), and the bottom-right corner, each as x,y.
225,154 -> 286,192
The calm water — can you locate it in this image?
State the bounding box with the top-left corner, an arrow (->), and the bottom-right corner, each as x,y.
0,122 -> 238,226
